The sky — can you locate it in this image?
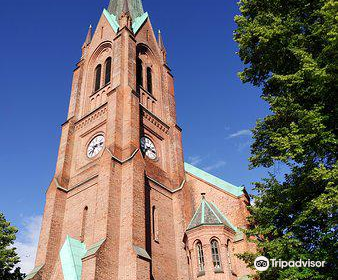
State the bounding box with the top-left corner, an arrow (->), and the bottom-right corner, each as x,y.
0,0 -> 273,273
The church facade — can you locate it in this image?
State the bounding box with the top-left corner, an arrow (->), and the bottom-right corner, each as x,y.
25,1 -> 254,279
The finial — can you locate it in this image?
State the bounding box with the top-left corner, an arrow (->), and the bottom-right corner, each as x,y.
201,193 -> 206,199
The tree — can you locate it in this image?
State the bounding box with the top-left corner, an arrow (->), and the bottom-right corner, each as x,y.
234,0 -> 337,279
0,213 -> 25,280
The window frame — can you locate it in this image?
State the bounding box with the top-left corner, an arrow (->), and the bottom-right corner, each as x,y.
196,241 -> 205,275
211,239 -> 223,272
136,58 -> 143,87
104,57 -> 112,85
146,66 -> 153,94
94,64 -> 102,92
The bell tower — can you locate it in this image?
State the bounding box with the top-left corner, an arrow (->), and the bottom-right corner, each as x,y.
25,1 -> 255,280
26,1 -> 188,280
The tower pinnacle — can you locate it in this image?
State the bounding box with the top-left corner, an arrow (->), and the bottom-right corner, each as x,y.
84,25 -> 92,45
158,30 -> 167,62
158,30 -> 165,50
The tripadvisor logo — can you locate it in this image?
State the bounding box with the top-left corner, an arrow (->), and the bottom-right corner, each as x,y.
254,256 -> 269,271
254,256 -> 326,271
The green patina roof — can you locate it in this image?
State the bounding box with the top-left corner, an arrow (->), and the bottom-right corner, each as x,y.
103,9 -> 120,33
132,12 -> 149,34
184,162 -> 244,197
108,0 -> 144,22
60,236 -> 87,280
82,238 -> 105,259
104,0 -> 148,34
187,196 -> 238,231
24,264 -> 44,280
133,245 -> 151,260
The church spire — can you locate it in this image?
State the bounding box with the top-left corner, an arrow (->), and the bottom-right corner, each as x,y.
108,0 -> 144,22
119,0 -> 132,29
122,0 -> 130,14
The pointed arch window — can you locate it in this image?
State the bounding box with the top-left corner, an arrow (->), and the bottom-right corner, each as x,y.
94,64 -> 102,91
196,242 -> 205,273
146,67 -> 153,94
211,239 -> 222,271
80,206 -> 88,242
104,57 -> 112,85
136,58 -> 143,87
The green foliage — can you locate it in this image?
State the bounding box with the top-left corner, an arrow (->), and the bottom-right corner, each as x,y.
234,0 -> 338,279
0,213 -> 25,280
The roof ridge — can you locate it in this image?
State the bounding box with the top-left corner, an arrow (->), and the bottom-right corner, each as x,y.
184,162 -> 244,197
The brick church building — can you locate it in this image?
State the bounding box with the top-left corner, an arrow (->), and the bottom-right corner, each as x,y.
25,1 -> 254,279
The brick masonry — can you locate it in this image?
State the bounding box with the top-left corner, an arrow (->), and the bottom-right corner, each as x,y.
29,3 -> 255,280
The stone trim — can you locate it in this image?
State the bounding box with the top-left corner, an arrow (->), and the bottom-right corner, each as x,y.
82,239 -> 106,260
106,148 -> 139,164
75,103 -> 108,131
56,175 -> 98,193
133,245 -> 151,261
24,264 -> 44,280
146,176 -> 185,194
140,105 -> 170,134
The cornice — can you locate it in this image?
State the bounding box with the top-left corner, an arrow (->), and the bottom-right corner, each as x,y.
140,105 -> 170,134
74,103 -> 108,131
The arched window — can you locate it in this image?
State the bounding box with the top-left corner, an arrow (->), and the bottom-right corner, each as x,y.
146,67 -> 152,94
152,206 -> 159,242
211,239 -> 222,270
104,57 -> 112,85
80,206 -> 88,242
196,242 -> 205,273
94,64 -> 102,91
136,58 -> 143,87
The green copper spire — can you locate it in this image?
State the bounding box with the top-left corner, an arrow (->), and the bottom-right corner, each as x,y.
108,0 -> 144,22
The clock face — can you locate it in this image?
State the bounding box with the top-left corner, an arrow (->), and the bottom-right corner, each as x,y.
87,135 -> 105,158
140,137 -> 157,160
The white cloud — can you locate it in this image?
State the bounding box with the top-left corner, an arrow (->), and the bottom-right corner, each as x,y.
188,155 -> 203,166
203,160 -> 227,172
228,129 -> 252,138
236,139 -> 252,152
15,215 -> 42,274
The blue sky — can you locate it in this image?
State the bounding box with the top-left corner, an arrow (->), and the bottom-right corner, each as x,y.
0,0 -> 272,272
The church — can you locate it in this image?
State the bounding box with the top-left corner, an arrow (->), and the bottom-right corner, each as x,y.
25,1 -> 254,279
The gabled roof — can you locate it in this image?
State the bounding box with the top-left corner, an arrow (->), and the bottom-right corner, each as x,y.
103,9 -> 148,34
184,162 -> 244,197
186,195 -> 237,232
105,0 -> 148,34
24,264 -> 44,280
60,236 -> 87,280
